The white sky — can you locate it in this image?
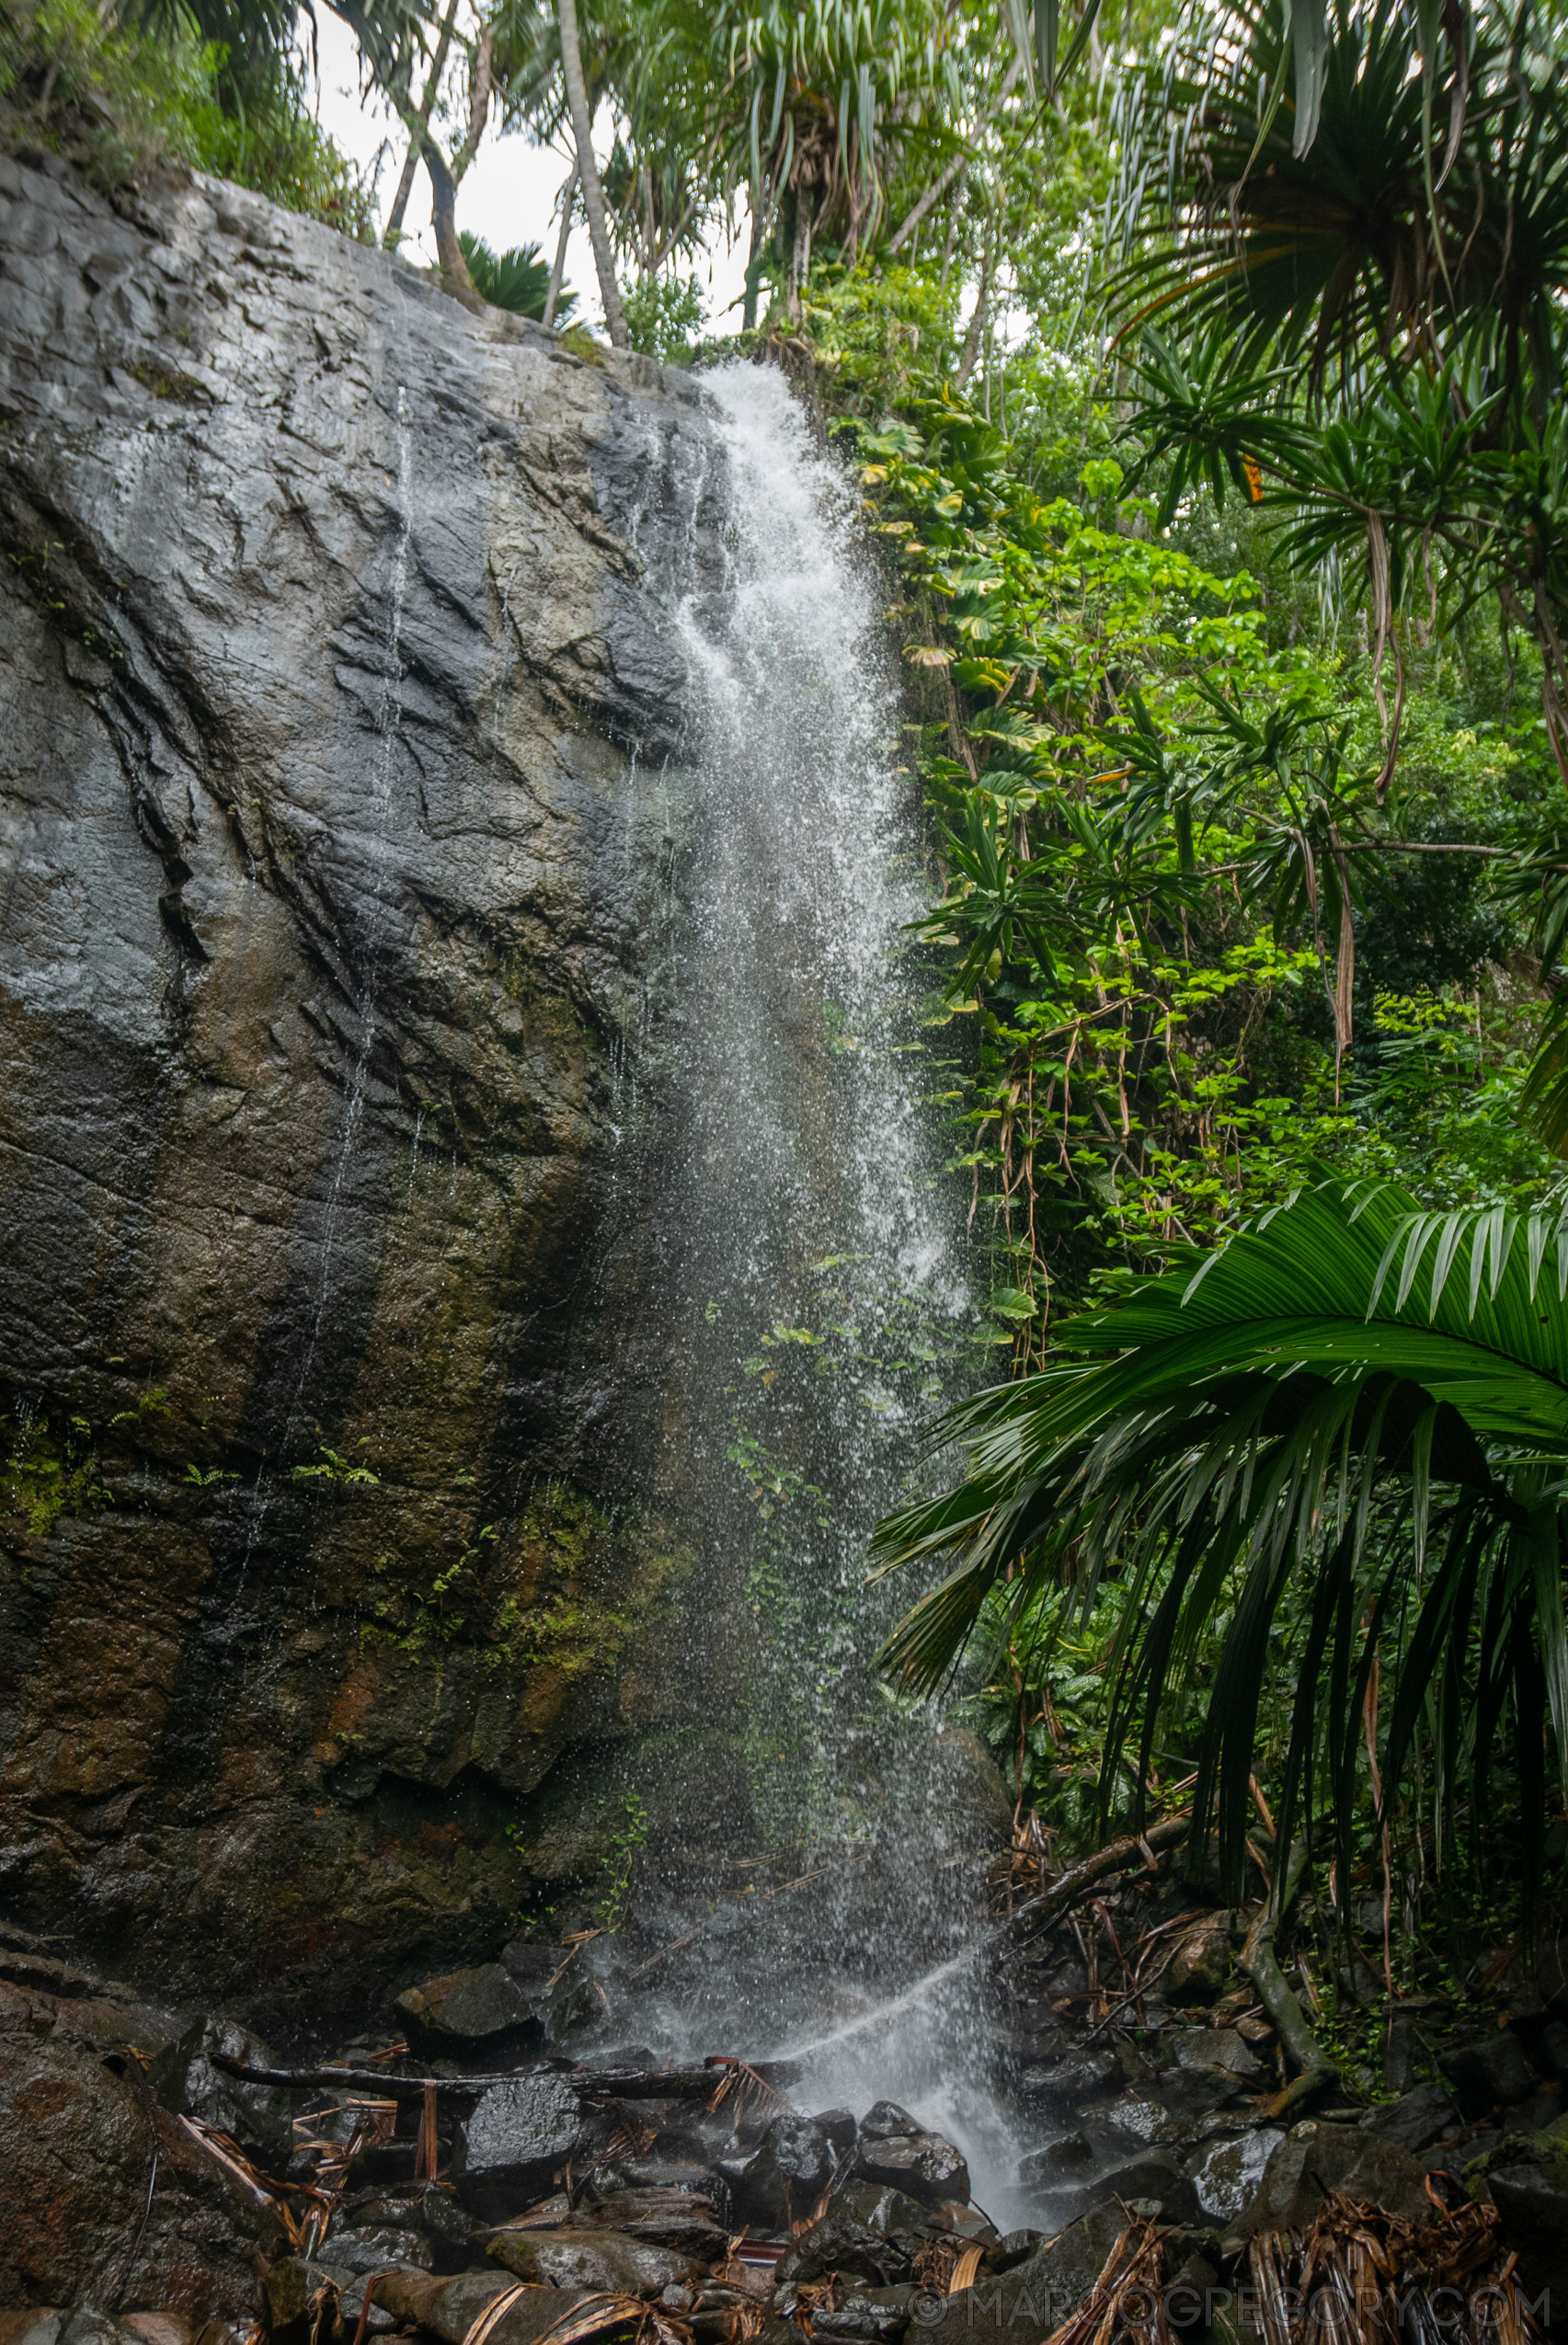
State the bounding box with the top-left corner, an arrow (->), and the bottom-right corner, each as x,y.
306,7 -> 752,337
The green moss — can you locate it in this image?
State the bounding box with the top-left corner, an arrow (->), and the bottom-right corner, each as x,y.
365,1481 -> 690,1676
2,1408 -> 109,1540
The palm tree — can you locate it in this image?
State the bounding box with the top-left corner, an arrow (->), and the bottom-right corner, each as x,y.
558,0 -> 628,344
873,1176 -> 1568,1909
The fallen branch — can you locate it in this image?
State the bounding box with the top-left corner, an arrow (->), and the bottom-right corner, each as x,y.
210,2054 -> 799,2101
996,1813 -> 1192,1953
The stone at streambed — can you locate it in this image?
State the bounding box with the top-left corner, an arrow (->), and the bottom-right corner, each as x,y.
853,2131 -> 969,2208
774,2213 -> 915,2289
1488,2158 -> 1568,2321
340,2185 -> 477,2268
1441,2028 -> 1540,2115
396,1965 -> 546,2055
905,2208 -> 1129,2345
722,2115 -> 839,2224
827,2179 -> 939,2247
455,2073 -> 607,2221
485,2228 -> 703,2295
857,2101 -> 921,2140
147,2014 -> 294,2165
1184,2128 -> 1285,2225
1223,2124 -> 1433,2243
810,2291 -> 914,2343
265,2259 -> 406,2339
1047,2148 -> 1198,2227
0,2021 -> 273,2319
579,2189 -> 729,2262
1167,1914 -> 1238,2002
1359,2082 -> 1460,2153
1019,2047 -> 1121,2106
373,2275 -> 612,2345
1015,2129 -> 1093,2190
331,2226 -> 435,2272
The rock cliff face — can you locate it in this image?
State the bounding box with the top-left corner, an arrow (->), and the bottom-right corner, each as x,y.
0,144 -> 723,2020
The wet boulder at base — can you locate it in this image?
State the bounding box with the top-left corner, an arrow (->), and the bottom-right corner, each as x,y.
454,2072 -> 607,2222
395,1966 -> 545,2059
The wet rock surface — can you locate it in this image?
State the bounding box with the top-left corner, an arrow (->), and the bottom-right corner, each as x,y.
0,143 -> 728,2016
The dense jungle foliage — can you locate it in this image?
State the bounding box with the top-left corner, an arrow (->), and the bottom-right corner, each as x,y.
15,0 -> 1568,2059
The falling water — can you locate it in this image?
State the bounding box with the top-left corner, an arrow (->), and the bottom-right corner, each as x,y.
612,364 -> 1029,2215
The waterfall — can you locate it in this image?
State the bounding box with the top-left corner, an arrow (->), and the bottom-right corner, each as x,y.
611,363 -> 1028,2219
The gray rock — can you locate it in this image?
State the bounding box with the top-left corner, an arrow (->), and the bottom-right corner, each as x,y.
375,2272 -> 606,2345
1165,2029 -> 1263,2082
395,1963 -> 543,2050
1185,2128 -> 1284,2225
1054,2149 -> 1198,2227
1442,2031 -> 1539,2116
0,143 -> 725,2017
1022,2049 -> 1120,2107
456,2071 -> 605,2219
774,2213 -> 915,2289
146,2012 -> 293,2163
905,2208 -> 1128,2345
829,2179 -> 935,2243
486,2226 -> 700,2296
1488,2163 -> 1568,2321
330,2226 -> 434,2272
1168,1916 -> 1237,2003
1360,2083 -> 1459,2153
1225,2124 -> 1432,2241
860,2101 -> 922,2141
1015,2130 -> 1094,2189
854,2131 -> 970,2209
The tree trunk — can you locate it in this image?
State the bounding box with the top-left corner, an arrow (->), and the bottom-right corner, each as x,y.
742,199 -> 767,330
422,137 -> 474,288
954,240 -> 993,392
544,158 -> 578,329
383,0 -> 458,248
557,0 -> 626,348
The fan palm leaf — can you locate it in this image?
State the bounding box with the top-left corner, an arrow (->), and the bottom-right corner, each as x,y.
873,1176 -> 1568,1906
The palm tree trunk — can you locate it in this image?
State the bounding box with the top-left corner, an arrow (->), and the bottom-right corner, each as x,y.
544,158 -> 578,329
557,0 -> 626,349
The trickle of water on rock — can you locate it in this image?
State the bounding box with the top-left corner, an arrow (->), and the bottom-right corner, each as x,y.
608,362 -> 1033,2222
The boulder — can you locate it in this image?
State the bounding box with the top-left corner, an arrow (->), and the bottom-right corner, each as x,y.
853,2133 -> 969,2210
1185,2129 -> 1285,2225
810,2291 -> 912,2343
828,2181 -> 935,2245
1360,2084 -> 1459,2154
486,2228 -> 701,2296
1016,2131 -> 1094,2190
904,2208 -> 1129,2345
1055,2150 -> 1197,2227
147,2015 -> 292,2165
455,2073 -> 605,2221
1165,2030 -> 1263,2084
0,2025 -> 269,2319
859,2103 -> 921,2142
813,2110 -> 858,2154
1021,2050 -> 1121,2108
1488,2162 -> 1568,2327
1226,2123 -> 1432,2242
374,2274 -> 607,2345
1168,1917 -> 1237,2004
774,2213 -> 914,2289
329,2227 -> 434,2273
338,2185 -> 476,2271
1442,2032 -> 1539,2118
727,2116 -> 840,2225
395,1967 -> 544,2056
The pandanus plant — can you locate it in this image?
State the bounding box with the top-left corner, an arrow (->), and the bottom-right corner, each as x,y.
873,1179 -> 1568,1913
